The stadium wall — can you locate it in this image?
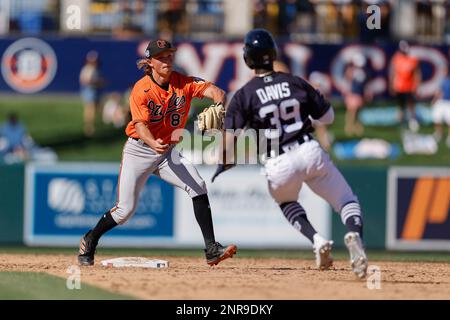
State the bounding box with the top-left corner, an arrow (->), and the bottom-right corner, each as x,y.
0,37 -> 449,99
1,162 -> 448,250
20,163 -> 330,249
0,163 -> 24,244
331,166 -> 388,249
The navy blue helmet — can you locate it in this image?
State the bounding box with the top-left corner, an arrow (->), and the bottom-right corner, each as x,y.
243,29 -> 277,70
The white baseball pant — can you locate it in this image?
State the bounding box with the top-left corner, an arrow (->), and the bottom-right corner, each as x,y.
110,137 -> 207,224
263,139 -> 358,213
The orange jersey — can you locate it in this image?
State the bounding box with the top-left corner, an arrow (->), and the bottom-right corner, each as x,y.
391,53 -> 419,93
126,71 -> 212,144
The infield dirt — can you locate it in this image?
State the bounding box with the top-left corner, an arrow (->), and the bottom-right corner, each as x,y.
0,253 -> 449,299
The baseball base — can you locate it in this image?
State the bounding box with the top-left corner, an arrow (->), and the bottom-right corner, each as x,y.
100,257 -> 169,268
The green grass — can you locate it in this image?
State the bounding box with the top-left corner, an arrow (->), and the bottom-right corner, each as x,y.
327,108 -> 450,167
0,95 -> 448,165
0,95 -> 126,161
0,271 -> 134,300
0,95 -> 85,144
1,246 -> 449,263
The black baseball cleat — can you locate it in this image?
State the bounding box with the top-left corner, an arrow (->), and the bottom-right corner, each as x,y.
205,242 -> 237,266
78,230 -> 98,266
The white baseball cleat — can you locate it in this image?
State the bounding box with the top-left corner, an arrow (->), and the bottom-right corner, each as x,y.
313,235 -> 334,271
344,232 -> 368,279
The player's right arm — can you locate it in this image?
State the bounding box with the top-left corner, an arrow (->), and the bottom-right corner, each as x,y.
299,78 -> 335,128
202,84 -> 226,105
129,83 -> 168,153
302,79 -> 332,119
212,90 -> 247,182
223,89 -> 248,161
224,89 -> 248,130
135,123 -> 168,153
311,107 -> 334,126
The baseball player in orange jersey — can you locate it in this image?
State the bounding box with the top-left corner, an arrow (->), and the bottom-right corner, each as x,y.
78,39 -> 237,266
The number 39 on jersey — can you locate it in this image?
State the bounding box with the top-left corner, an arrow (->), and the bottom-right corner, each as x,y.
258,98 -> 303,139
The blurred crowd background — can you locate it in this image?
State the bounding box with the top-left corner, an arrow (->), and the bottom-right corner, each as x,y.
0,0 -> 450,165
0,0 -> 449,43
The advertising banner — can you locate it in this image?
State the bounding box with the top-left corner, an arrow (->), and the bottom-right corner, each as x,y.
175,166 -> 331,249
24,162 -> 174,246
387,166 -> 450,251
1,37 -> 449,100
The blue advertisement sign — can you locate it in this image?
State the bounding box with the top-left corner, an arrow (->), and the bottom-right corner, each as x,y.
24,162 -> 175,246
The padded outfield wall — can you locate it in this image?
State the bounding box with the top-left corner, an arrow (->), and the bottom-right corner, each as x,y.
0,163 -> 448,250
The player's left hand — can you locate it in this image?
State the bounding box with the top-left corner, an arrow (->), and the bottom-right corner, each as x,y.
148,138 -> 169,153
211,163 -> 235,183
197,102 -> 225,131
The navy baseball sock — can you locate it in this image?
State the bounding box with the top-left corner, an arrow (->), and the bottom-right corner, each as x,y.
90,211 -> 118,241
280,202 -> 317,243
192,194 -> 216,248
341,202 -> 364,238
344,215 -> 364,239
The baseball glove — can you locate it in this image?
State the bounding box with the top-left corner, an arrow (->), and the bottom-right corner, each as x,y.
197,102 -> 225,131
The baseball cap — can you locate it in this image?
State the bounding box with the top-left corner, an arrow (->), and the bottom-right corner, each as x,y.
145,40 -> 177,58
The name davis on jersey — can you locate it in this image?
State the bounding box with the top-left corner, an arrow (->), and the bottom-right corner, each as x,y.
256,82 -> 291,104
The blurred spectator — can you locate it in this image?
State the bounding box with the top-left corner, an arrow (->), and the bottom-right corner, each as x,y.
278,0 -> 297,35
102,92 -> 127,128
296,0 -> 315,35
339,0 -> 358,39
253,0 -> 267,30
5,0 -> 450,43
431,66 -> 450,148
359,0 -> 391,43
377,1 -> 392,41
159,0 -> 187,36
314,0 -> 339,38
197,0 -> 222,13
253,0 -> 279,35
343,53 -> 371,136
0,113 -> 58,164
9,0 -> 58,34
417,0 -> 433,39
79,50 -> 104,137
187,0 -> 224,35
113,0 -> 145,38
389,40 -> 421,132
446,2 -> 450,43
266,0 -> 279,35
0,113 -> 30,162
